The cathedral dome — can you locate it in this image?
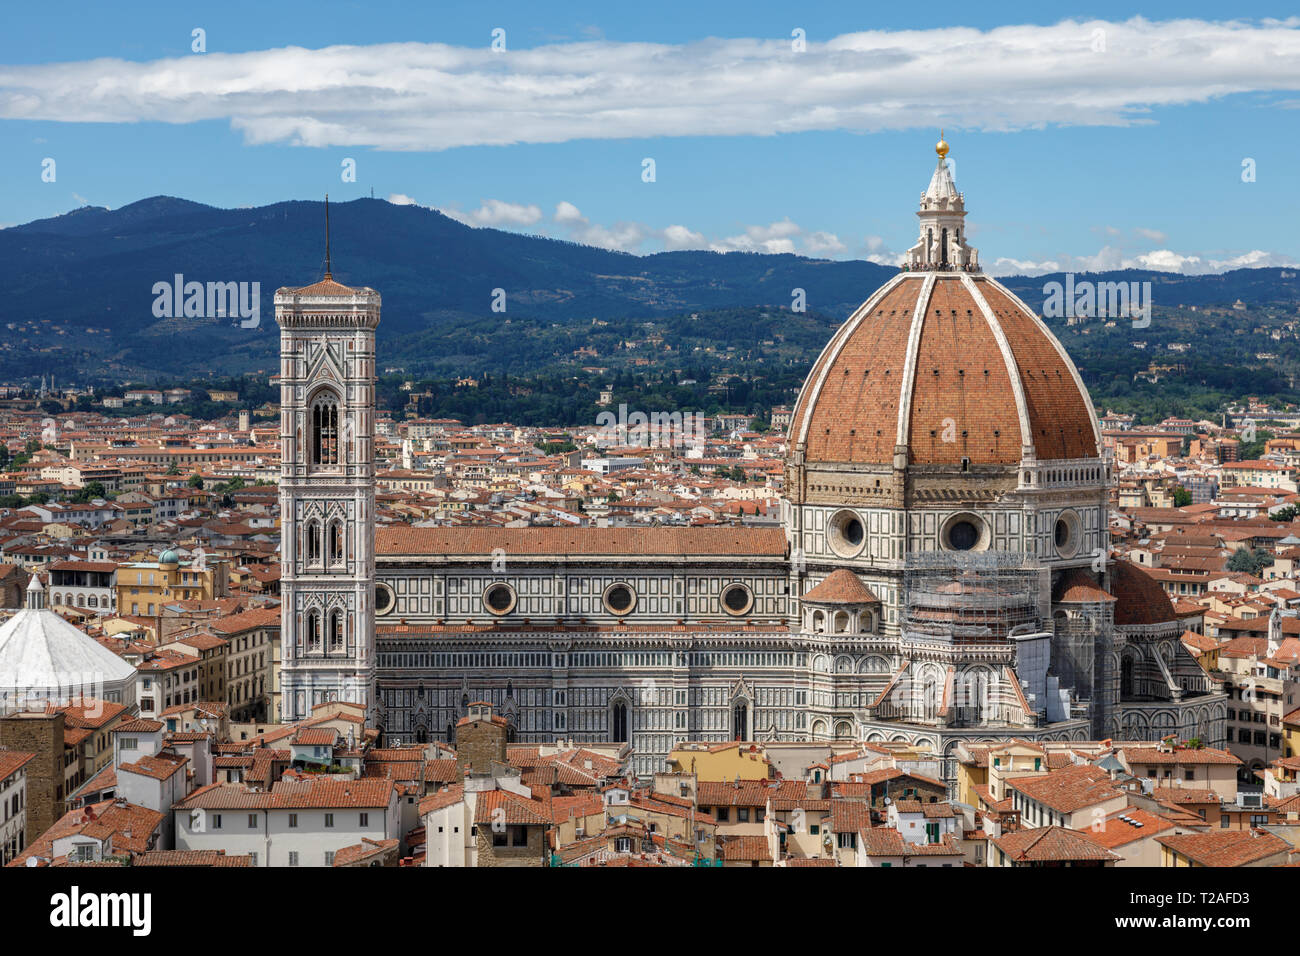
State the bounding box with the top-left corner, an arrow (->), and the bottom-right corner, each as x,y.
787,145 -> 1100,469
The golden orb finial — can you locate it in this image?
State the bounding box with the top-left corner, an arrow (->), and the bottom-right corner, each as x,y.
936,129 -> 949,159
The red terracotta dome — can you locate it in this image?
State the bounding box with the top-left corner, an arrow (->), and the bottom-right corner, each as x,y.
788,272 -> 1099,467
787,144 -> 1100,470
1110,559 -> 1178,626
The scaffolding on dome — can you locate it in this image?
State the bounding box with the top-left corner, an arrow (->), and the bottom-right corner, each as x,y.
901,551 -> 1042,644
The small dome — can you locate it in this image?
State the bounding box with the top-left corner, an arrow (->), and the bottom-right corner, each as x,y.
159,549 -> 179,566
1110,559 -> 1178,626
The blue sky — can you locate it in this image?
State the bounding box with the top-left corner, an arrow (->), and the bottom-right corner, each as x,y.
2,1 -> 1299,274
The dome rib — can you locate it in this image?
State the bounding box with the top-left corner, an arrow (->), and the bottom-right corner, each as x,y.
893,273 -> 936,452
962,273 -> 1033,456
979,276 -> 1102,459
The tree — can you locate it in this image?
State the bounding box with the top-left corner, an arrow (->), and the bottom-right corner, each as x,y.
165,461 -> 180,476
187,473 -> 205,490
1171,485 -> 1192,507
1226,546 -> 1274,576
73,481 -> 107,503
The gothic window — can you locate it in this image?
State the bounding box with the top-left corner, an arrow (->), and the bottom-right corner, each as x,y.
1121,655 -> 1135,697
732,702 -> 749,741
306,519 -> 322,565
329,609 -> 344,653
311,392 -> 340,466
328,520 -> 344,565
307,609 -> 322,653
611,701 -> 629,742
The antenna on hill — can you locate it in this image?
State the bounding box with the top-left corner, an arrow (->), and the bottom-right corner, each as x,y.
324,194 -> 332,279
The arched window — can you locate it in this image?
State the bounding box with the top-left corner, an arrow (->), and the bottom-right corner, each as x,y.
1121,655 -> 1135,697
307,609 -> 322,652
611,701 -> 628,742
732,702 -> 749,741
305,520 -> 322,565
88,595 -> 97,608
311,393 -> 340,466
329,609 -> 344,652
329,520 -> 344,565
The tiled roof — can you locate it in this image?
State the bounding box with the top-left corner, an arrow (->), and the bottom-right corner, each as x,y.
1111,559 -> 1178,626
718,835 -> 772,862
994,826 -> 1121,863
332,838 -> 399,866
376,526 -> 787,557
1080,808 -> 1175,848
1119,745 -> 1241,766
8,800 -> 164,866
281,276 -> 375,298
174,778 -> 395,810
801,569 -> 880,605
0,750 -> 35,779
135,850 -> 252,867
114,718 -> 164,734
1156,829 -> 1292,866
1052,568 -> 1117,604
418,784 -> 466,817
119,753 -> 188,781
1007,765 -> 1124,814
697,779 -> 806,808
472,788 -> 551,827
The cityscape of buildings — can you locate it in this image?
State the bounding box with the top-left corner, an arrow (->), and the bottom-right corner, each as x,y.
0,141 -> 1296,878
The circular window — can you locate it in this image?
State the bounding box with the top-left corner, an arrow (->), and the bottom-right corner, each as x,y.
1054,510 -> 1081,558
482,582 -> 517,616
721,583 -> 753,616
603,583 -> 637,615
941,512 -> 989,552
827,509 -> 866,558
374,582 -> 395,616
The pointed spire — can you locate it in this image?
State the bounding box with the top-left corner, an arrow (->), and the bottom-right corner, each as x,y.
324,194 -> 332,280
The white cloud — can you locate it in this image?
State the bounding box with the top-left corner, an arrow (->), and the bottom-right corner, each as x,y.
712,219 -> 803,254
387,193 -> 418,206
1134,226 -> 1167,242
990,245 -> 1299,276
661,224 -> 708,250
804,231 -> 847,256
4,19 -> 1299,149
432,198 -> 543,228
554,200 -> 585,225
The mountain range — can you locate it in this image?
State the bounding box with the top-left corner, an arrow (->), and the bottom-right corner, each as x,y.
1,196 -> 1296,384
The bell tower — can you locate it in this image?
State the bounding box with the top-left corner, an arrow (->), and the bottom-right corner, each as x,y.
275,205 -> 380,722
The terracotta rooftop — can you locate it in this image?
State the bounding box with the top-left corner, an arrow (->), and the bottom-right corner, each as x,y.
376,525 -> 787,557
994,825 -> 1121,863
1156,829 -> 1292,867
801,568 -> 881,605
